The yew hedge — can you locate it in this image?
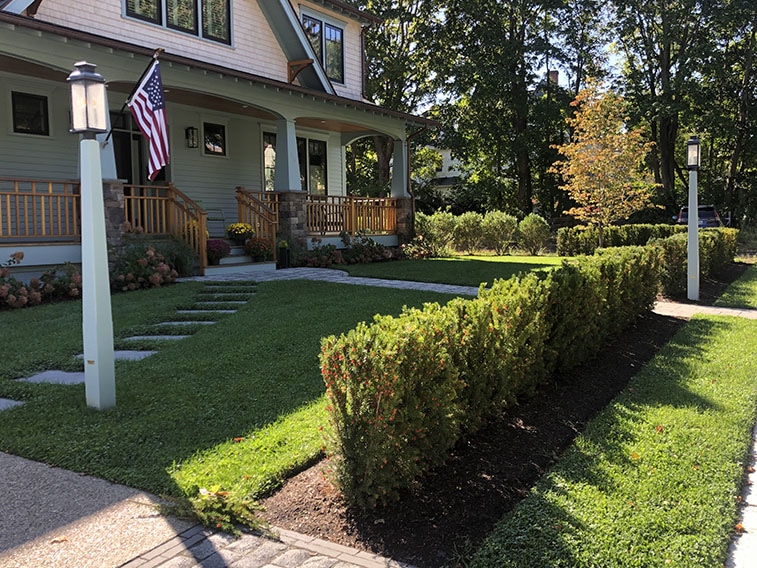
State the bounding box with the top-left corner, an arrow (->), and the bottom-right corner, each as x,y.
320,245 -> 663,508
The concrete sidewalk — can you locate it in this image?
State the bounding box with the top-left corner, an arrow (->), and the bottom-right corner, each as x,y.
0,451 -> 411,567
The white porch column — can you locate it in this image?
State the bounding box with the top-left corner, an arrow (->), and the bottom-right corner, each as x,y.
274,118 -> 302,192
390,138 -> 409,198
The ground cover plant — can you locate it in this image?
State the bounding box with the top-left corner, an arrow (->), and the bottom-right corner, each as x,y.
340,255 -> 563,286
470,315 -> 757,568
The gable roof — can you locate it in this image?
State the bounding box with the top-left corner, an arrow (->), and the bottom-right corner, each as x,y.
255,0 -> 334,94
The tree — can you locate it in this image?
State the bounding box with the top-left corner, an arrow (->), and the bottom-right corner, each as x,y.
551,83 -> 659,246
352,1 -> 441,189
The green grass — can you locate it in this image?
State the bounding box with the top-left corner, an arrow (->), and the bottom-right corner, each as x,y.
714,264 -> 757,309
340,255 -> 565,286
470,316 -> 757,568
0,280 -> 457,503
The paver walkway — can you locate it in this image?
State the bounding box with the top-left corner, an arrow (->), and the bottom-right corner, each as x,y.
1,267 -> 755,568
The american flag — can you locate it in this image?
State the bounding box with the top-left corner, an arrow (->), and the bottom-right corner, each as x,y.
128,61 -> 170,181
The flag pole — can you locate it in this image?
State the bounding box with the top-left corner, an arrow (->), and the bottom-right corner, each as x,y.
101,48 -> 164,148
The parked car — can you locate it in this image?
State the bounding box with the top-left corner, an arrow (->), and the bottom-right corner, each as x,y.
675,205 -> 723,227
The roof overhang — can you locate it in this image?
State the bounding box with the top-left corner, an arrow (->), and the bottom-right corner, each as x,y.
0,11 -> 437,130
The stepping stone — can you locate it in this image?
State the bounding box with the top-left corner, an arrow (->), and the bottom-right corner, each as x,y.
122,335 -> 192,341
0,398 -> 24,411
156,321 -> 217,326
192,301 -> 248,306
20,371 -> 85,385
76,351 -> 158,361
176,309 -> 237,314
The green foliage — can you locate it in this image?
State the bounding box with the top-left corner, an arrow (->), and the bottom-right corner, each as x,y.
243,237 -> 274,261
481,210 -> 518,255
322,246 -> 661,508
409,210 -> 457,257
557,223 -> 685,256
1,254 -> 83,310
517,214 -> 552,255
650,228 -> 740,298
453,211 -> 484,254
110,245 -> 179,292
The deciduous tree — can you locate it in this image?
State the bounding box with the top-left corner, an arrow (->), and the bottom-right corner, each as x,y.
551,82 -> 659,246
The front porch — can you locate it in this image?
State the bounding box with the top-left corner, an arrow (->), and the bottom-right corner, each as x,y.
0,177 -> 411,277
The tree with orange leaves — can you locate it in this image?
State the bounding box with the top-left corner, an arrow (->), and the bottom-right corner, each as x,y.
551,81 -> 660,247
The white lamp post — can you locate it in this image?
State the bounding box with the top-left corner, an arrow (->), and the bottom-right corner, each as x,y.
68,61 -> 116,410
686,136 -> 701,302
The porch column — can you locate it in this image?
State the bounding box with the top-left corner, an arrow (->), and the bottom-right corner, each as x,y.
390,138 -> 409,198
274,118 -> 302,192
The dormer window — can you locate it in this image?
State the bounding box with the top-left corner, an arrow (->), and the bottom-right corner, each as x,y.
302,12 -> 344,84
125,0 -> 231,45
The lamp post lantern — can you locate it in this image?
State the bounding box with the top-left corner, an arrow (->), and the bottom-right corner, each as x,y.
686,136 -> 701,302
68,61 -> 116,410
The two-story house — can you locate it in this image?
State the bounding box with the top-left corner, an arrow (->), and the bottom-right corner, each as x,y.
0,0 -> 433,276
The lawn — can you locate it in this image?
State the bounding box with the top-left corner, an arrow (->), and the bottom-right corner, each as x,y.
0,280 -> 457,502
340,255 -> 564,286
715,263 -> 757,309
470,315 -> 757,568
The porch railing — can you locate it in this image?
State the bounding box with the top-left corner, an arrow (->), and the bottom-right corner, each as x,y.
306,195 -> 397,235
0,178 -> 81,240
124,183 -> 208,271
235,187 -> 279,248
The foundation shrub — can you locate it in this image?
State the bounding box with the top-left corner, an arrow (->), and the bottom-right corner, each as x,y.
412,211 -> 457,257
110,245 -> 179,292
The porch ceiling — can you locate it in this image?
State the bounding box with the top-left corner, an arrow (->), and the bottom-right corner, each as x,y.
0,54 -> 66,81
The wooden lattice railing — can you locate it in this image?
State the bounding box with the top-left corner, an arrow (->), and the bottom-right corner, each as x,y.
235,187 -> 279,248
306,195 -> 397,235
124,183 -> 208,270
0,178 -> 81,240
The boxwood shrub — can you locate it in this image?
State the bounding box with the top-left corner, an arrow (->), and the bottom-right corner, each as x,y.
321,245 -> 666,508
557,224 -> 685,256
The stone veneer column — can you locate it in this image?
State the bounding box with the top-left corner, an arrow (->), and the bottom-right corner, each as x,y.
275,191 -> 308,245
101,180 -> 126,267
394,197 -> 415,245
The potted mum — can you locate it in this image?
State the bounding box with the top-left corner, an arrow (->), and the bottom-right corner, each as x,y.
244,237 -> 274,262
225,223 -> 255,245
206,239 -> 231,265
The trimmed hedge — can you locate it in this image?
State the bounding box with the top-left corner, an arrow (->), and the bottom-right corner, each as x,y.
557,223 -> 685,256
652,228 -> 739,297
320,246 -> 663,508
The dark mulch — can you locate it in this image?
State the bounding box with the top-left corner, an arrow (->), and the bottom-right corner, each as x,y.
259,262 -> 750,568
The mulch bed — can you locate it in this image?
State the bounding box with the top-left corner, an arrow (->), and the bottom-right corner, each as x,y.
259,262 -> 750,568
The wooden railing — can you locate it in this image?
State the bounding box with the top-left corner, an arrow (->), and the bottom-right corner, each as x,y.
0,178 -> 81,240
235,187 -> 279,255
306,195 -> 397,235
124,183 -> 208,271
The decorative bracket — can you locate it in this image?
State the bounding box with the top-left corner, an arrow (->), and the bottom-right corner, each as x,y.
288,59 -> 314,84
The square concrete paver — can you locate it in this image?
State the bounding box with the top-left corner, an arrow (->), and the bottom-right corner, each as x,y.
19,370 -> 85,384
0,398 -> 24,411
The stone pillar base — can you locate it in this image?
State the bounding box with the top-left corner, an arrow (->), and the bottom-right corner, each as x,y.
395,197 -> 415,245
275,191 -> 308,245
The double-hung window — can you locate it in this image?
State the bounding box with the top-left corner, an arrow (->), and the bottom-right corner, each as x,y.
264,132 -> 327,195
302,13 -> 344,83
125,0 -> 230,45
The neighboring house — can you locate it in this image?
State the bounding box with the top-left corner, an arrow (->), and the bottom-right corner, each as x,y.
430,147 -> 462,189
0,0 -> 433,276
